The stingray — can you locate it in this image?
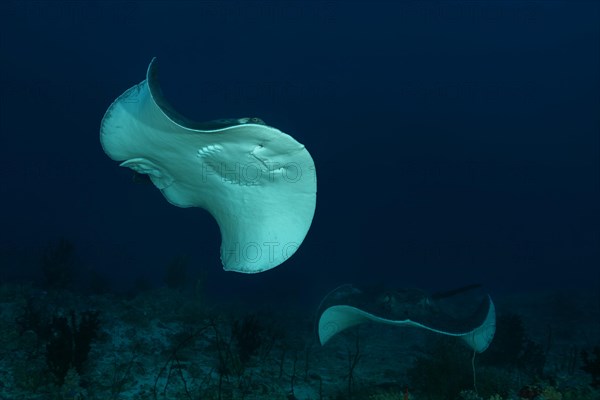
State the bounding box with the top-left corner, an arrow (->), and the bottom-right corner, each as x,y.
100,58 -> 317,273
316,284 -> 496,353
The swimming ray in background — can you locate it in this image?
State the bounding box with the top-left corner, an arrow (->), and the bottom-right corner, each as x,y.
100,58 -> 317,273
316,284 -> 496,353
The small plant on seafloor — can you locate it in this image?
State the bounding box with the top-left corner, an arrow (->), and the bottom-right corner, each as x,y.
232,313 -> 267,365
581,346 -> 600,388
46,310 -> 101,385
55,367 -> 88,399
541,385 -> 563,400
480,313 -> 546,378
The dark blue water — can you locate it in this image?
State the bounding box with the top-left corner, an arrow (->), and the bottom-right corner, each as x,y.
1,1 -> 598,304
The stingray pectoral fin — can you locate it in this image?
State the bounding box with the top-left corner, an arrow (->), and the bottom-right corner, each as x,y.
457,295 -> 496,353
100,58 -> 317,273
318,305 -> 374,346
318,296 -> 496,353
411,295 -> 496,353
318,305 -> 428,345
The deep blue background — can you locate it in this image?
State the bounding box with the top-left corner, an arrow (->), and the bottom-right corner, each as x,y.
1,1 -> 598,305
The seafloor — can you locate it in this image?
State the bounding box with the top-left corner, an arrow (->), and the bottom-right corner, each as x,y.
0,282 -> 599,400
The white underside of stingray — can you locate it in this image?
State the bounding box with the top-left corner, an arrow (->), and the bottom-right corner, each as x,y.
318,296 -> 496,353
100,58 -> 317,273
